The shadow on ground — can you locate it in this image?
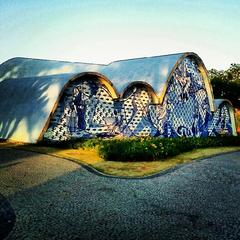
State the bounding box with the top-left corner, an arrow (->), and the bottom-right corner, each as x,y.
1,149 -> 239,240
0,194 -> 15,239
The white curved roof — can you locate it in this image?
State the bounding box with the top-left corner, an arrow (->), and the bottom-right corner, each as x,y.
101,53 -> 183,94
0,52 -> 206,142
0,74 -> 73,142
0,53 -> 185,95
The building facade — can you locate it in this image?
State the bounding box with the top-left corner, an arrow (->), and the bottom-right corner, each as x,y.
0,52 -> 237,143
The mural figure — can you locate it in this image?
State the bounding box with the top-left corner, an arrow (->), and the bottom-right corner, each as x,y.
73,87 -> 86,130
110,100 -> 123,135
68,103 -> 78,133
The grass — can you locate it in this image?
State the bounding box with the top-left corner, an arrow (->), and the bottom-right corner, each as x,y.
0,140 -> 239,177
0,141 -> 103,165
93,146 -> 240,177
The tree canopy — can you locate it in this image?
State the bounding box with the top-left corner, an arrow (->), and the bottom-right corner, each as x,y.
208,64 -> 240,108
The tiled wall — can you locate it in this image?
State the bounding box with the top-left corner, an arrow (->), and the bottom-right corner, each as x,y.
208,103 -> 233,136
44,58 -> 234,141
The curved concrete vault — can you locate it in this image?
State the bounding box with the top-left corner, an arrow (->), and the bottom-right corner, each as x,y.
0,52 -> 237,143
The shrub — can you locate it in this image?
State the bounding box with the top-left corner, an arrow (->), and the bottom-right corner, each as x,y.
41,136 -> 240,161
98,136 -> 240,161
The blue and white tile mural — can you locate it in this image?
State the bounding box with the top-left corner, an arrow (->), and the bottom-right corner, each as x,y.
44,57 -> 233,141
208,103 -> 233,136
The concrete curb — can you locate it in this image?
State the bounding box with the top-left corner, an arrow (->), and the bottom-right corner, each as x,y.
3,146 -> 240,180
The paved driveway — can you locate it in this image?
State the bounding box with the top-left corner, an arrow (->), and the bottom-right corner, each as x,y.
0,148 -> 240,240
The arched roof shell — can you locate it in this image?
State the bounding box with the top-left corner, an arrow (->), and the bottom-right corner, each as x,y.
0,52 -> 215,142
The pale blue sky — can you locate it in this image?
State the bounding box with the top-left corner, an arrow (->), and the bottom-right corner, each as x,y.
0,0 -> 239,69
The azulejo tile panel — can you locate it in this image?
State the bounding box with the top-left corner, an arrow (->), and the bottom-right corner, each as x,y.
43,57 -> 234,141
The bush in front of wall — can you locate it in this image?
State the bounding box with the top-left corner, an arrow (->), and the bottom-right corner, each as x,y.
98,136 -> 240,161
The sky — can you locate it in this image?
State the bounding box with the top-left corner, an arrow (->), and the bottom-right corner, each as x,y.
0,0 -> 239,70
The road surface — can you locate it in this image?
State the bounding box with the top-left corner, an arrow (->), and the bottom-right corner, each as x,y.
0,148 -> 240,240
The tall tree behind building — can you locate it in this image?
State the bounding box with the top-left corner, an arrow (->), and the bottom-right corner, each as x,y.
208,64 -> 240,108
209,64 -> 240,134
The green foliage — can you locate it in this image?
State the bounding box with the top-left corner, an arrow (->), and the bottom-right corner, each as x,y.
41,136 -> 240,162
98,136 -> 240,161
209,63 -> 240,108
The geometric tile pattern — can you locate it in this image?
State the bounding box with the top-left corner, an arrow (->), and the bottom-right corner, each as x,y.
208,103 -> 233,136
156,57 -> 212,137
43,57 -> 234,141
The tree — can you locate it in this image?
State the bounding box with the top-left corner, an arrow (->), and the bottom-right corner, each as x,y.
208,64 -> 240,108
208,64 -> 240,135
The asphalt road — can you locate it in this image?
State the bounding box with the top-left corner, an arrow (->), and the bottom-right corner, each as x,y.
0,148 -> 240,240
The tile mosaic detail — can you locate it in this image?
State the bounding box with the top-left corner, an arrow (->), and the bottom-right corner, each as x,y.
44,58 -> 234,141
208,103 -> 232,136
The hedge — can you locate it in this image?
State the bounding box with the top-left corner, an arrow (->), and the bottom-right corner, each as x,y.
42,136 -> 240,162
98,136 -> 240,161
